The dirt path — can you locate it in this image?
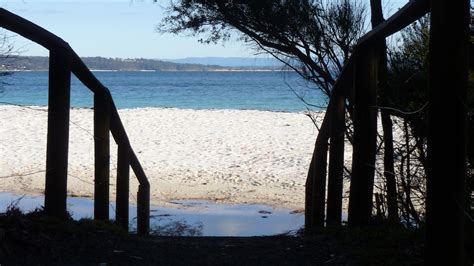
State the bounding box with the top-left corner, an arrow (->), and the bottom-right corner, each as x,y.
1,214 -> 425,265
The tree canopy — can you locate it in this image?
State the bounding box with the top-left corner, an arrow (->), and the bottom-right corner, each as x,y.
161,0 -> 366,96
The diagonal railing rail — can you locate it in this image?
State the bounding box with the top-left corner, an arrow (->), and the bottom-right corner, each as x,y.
0,8 -> 150,234
306,0 -> 470,264
305,0 -> 430,230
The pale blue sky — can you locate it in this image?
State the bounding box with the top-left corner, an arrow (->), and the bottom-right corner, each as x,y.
1,0 -> 406,59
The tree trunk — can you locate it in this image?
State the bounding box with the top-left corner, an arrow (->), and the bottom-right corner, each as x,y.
370,0 -> 398,224
403,120 -> 412,224
381,111 -> 398,222
426,0 -> 469,265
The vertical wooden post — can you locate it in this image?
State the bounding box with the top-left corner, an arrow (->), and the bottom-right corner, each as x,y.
305,106 -> 332,231
94,94 -> 110,220
44,48 -> 71,219
348,44 -> 378,227
426,0 -> 469,265
116,145 -> 130,231
137,183 -> 150,235
305,140 -> 329,229
326,94 -> 345,226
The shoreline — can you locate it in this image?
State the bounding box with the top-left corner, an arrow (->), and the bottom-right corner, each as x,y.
3,69 -> 287,73
0,102 -> 313,114
0,105 -> 328,211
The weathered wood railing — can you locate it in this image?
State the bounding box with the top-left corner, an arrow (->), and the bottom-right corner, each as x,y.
0,8 -> 150,234
306,0 -> 430,229
306,0 -> 469,264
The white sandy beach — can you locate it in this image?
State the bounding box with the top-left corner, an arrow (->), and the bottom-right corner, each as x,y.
0,105 -> 331,210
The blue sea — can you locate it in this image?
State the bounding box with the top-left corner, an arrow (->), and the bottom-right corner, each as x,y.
0,71 -> 326,112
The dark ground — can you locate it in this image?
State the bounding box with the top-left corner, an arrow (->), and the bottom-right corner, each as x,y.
0,209 -> 429,266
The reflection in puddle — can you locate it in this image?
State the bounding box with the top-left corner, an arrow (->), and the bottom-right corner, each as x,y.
0,192 -> 304,237
151,220 -> 204,236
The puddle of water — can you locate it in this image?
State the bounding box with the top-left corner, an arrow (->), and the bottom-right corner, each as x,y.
0,192 -> 304,237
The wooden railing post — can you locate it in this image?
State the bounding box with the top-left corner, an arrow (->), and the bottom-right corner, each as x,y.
348,43 -> 379,227
305,105 -> 332,232
94,94 -> 110,220
44,48 -> 71,219
110,105 -> 150,235
116,145 -> 130,231
326,93 -> 345,226
426,0 -> 469,264
305,134 -> 329,230
305,57 -> 353,233
137,183 -> 150,235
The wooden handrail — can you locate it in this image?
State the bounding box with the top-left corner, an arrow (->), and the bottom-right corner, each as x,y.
305,0 -> 430,230
0,7 -> 150,185
357,0 -> 430,47
70,51 -> 150,186
0,7 -> 150,234
0,8 -> 68,51
321,0 -> 429,99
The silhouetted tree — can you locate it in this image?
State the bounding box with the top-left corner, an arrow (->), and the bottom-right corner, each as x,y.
0,29 -> 19,95
0,30 -> 17,72
386,16 -> 430,226
161,0 -> 365,96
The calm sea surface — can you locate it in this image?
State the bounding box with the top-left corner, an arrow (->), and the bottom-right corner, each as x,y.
0,71 -> 326,112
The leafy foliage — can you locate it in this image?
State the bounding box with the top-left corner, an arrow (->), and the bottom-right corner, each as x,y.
161,0 -> 366,96
386,16 -> 430,119
373,17 -> 432,226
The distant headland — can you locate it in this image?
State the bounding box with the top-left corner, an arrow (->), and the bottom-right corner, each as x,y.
0,56 -> 283,72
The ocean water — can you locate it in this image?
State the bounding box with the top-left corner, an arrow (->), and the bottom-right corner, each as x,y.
0,71 -> 326,112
